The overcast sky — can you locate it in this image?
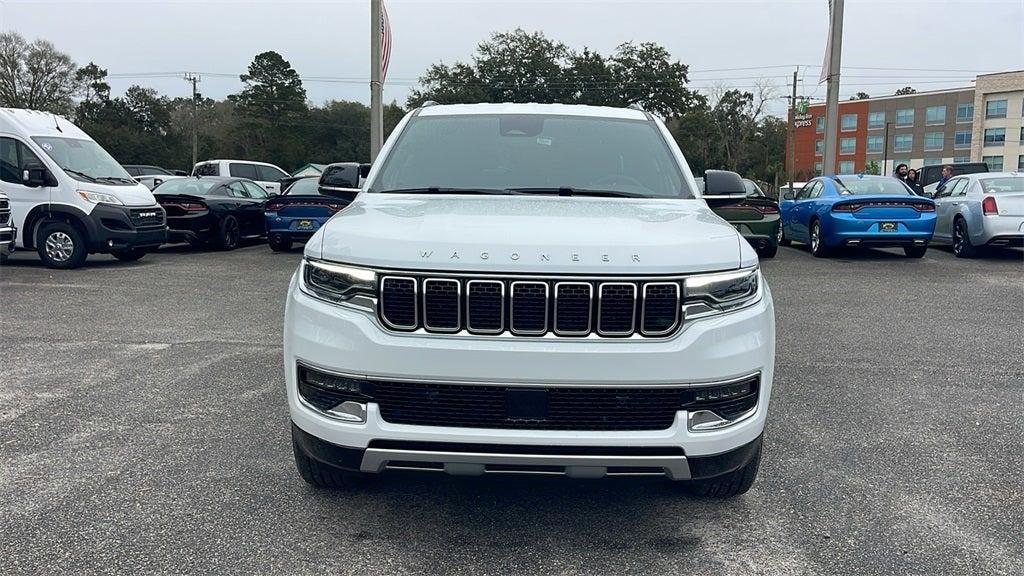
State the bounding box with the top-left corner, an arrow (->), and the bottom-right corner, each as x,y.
2,0 -> 1021,117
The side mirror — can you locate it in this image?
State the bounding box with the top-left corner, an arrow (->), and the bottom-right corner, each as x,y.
23,167 -> 56,188
358,163 -> 372,178
702,170 -> 746,197
782,191 -> 795,201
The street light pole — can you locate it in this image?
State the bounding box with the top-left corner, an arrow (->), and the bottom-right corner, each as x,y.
821,0 -> 844,175
370,0 -> 383,161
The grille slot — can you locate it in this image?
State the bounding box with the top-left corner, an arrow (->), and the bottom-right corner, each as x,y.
642,283 -> 681,335
466,280 -> 504,334
375,274 -> 682,338
510,281 -> 548,335
554,282 -> 592,335
598,283 -> 637,336
422,279 -> 460,332
380,276 -> 417,329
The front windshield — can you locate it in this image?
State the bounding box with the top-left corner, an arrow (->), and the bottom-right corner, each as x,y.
371,114 -> 691,198
834,177 -> 912,196
153,178 -> 220,195
32,137 -> 134,184
285,177 -> 320,195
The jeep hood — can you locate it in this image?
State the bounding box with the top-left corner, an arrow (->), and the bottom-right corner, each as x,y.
313,194 -> 750,274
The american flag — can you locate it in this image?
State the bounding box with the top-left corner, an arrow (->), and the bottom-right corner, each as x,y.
381,1 -> 392,82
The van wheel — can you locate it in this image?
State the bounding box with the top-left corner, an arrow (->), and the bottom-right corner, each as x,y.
269,234 -> 292,252
112,248 -> 147,262
679,443 -> 761,499
218,216 -> 241,251
37,221 -> 88,269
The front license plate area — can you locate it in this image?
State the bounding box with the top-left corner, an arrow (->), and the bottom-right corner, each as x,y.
878,221 -> 898,233
506,389 -> 548,420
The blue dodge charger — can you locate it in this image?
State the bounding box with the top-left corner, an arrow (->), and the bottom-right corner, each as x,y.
779,175 -> 936,258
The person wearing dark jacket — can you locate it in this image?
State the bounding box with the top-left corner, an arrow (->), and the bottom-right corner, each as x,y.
905,168 -> 925,195
893,163 -> 909,182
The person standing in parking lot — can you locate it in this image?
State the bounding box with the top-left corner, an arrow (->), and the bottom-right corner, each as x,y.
905,168 -> 925,195
894,163 -> 909,182
937,165 -> 954,189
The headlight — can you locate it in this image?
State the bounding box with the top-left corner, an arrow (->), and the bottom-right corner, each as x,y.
684,267 -> 761,315
77,190 -> 124,205
300,259 -> 376,304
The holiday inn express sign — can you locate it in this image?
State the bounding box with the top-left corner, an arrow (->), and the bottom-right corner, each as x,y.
793,113 -> 813,129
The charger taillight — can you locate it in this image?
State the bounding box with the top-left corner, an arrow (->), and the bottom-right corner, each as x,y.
982,196 -> 998,215
832,203 -> 858,212
737,202 -> 779,214
913,203 -> 935,212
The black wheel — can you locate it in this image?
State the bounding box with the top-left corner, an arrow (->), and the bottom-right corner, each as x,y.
952,218 -> 977,258
903,245 -> 927,258
112,248 -> 147,262
809,220 -> 829,258
680,443 -> 761,499
269,234 -> 292,252
291,430 -> 362,490
218,216 -> 241,251
777,223 -> 790,246
37,221 -> 88,269
757,240 -> 778,259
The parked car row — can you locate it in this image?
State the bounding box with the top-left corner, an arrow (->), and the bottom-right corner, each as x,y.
699,169 -> 1023,260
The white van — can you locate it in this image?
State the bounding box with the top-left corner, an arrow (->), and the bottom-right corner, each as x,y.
191,159 -> 289,195
0,108 -> 167,269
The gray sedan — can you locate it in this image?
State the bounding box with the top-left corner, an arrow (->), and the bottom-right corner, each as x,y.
930,172 -> 1024,257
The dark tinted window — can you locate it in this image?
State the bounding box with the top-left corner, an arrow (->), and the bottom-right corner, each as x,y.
226,182 -> 249,198
0,138 -> 46,185
123,166 -> 141,176
153,179 -> 220,195
229,163 -> 258,179
194,163 -> 219,176
321,164 -> 360,188
285,177 -> 320,195
241,180 -> 268,199
256,164 -> 287,182
833,177 -> 912,196
139,166 -> 171,176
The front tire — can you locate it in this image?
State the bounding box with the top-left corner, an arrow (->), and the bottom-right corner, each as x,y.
112,248 -> 147,262
680,443 -> 761,499
37,221 -> 88,269
952,218 -> 977,258
809,220 -> 829,258
218,216 -> 241,251
903,245 -> 927,258
291,431 -> 361,490
756,240 -> 778,259
269,234 -> 292,252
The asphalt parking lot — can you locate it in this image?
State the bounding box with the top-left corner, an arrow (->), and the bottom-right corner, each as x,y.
1,242 -> 1022,575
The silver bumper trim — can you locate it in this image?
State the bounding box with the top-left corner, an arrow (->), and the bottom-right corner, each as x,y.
359,448 -> 691,480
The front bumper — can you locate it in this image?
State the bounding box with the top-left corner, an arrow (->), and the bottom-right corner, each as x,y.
284,271 -> 775,462
0,224 -> 16,255
293,422 -> 764,480
88,204 -> 167,253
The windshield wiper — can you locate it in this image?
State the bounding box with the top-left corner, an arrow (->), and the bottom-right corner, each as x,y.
61,168 -> 99,183
95,176 -> 137,184
507,187 -> 648,198
379,187 -> 510,195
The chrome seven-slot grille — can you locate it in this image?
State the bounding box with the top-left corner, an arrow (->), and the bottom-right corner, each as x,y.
379,275 -> 681,337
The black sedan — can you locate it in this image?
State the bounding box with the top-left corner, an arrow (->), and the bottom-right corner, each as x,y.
153,177 -> 269,250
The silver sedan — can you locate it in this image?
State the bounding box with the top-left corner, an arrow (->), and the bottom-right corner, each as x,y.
930,172 -> 1024,257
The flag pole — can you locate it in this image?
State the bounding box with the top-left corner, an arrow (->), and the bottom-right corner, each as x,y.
370,0 -> 383,161
822,0 -> 844,175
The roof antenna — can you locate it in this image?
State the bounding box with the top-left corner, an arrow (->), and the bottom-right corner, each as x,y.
52,113 -> 63,133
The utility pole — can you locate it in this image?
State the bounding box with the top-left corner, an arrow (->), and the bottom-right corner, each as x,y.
821,0 -> 845,175
369,0 -> 383,161
882,121 -> 891,174
184,73 -> 200,168
787,69 -> 798,196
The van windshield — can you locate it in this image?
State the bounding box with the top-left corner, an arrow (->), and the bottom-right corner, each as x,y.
370,114 -> 692,199
32,137 -> 135,185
